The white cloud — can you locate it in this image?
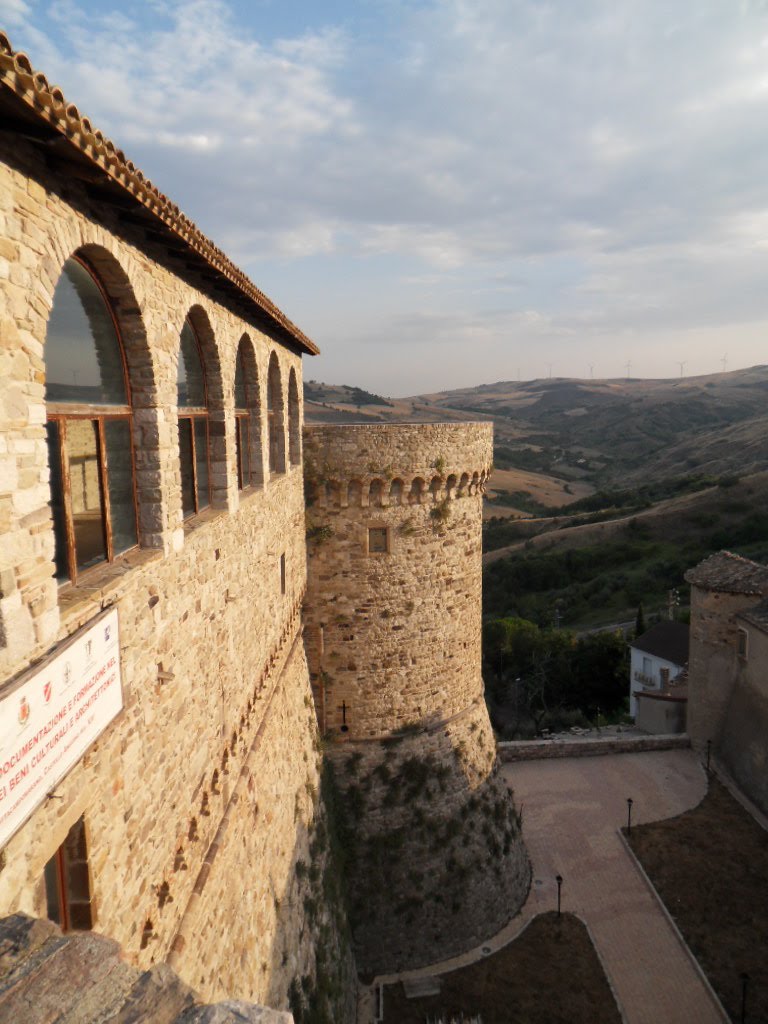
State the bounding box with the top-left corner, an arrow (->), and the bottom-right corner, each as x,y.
6,0 -> 768,390
0,0 -> 31,26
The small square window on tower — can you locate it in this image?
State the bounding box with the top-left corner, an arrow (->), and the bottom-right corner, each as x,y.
368,526 -> 389,554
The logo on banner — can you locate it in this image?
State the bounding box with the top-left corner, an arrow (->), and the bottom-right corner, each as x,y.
18,696 -> 30,726
43,680 -> 53,704
104,624 -> 111,643
64,662 -> 73,688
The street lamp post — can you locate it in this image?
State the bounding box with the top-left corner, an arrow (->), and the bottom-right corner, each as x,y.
626,797 -> 634,834
556,874 -> 563,917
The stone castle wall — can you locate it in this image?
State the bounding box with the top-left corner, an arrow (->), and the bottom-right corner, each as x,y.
303,423 -> 530,975
687,586 -> 756,751
0,135 -> 354,1021
719,622 -> 768,816
302,422 -> 492,738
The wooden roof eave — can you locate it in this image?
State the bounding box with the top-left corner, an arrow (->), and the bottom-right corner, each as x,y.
0,36 -> 319,356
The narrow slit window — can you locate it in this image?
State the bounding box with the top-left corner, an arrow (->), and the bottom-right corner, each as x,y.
737,628 -> 749,661
280,553 -> 286,595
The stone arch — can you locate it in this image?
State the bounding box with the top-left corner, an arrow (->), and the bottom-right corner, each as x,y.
288,368 -> 301,468
389,478 -> 404,505
180,305 -> 229,510
408,477 -> 425,505
267,352 -> 286,476
234,334 -> 263,489
325,480 -> 342,507
459,472 -> 470,496
429,476 -> 443,502
348,480 -> 363,506
470,471 -> 480,495
369,479 -> 385,507
446,473 -> 458,499
48,244 -> 165,547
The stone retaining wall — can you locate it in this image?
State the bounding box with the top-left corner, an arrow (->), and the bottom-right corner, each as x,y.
498,734 -> 692,762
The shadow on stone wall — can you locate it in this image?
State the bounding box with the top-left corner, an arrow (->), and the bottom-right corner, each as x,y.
719,683 -> 768,818
326,709 -> 531,977
261,760 -> 357,1024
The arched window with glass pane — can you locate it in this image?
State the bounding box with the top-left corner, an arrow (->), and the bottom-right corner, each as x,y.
45,256 -> 138,583
234,339 -> 263,490
267,353 -> 285,475
177,319 -> 211,517
288,368 -> 301,467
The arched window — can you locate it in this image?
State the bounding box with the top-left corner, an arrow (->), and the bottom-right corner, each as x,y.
369,479 -> 384,507
288,368 -> 301,467
408,477 -> 425,505
234,339 -> 262,490
267,353 -> 285,475
45,256 -> 138,583
177,319 -> 210,517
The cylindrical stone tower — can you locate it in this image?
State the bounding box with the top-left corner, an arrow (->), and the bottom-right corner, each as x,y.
303,422 -> 530,975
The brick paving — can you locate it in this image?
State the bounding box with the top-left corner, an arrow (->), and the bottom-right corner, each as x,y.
506,749 -> 726,1023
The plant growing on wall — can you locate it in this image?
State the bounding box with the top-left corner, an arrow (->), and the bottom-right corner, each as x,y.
430,498 -> 451,529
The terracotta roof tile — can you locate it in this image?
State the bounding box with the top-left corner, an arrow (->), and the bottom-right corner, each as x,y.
0,32 -> 318,356
685,551 -> 768,596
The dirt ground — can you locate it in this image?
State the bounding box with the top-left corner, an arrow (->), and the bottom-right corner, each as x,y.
627,776 -> 768,1023
382,912 -> 621,1024
484,467 -> 593,518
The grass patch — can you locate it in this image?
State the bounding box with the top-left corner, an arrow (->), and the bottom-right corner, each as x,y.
383,912 -> 621,1023
627,777 -> 768,1023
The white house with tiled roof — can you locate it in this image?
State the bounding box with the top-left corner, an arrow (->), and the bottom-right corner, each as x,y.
629,621 -> 689,718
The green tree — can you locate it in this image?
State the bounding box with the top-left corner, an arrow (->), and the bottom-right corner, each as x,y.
573,631 -> 628,716
635,602 -> 646,638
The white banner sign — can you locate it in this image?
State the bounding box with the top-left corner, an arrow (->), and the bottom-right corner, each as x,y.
0,607 -> 122,848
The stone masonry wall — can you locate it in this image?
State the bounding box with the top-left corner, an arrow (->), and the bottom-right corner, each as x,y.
687,585 -> 759,751
303,423 -> 530,975
302,422 -> 492,738
0,136 -> 354,1021
719,621 -> 768,817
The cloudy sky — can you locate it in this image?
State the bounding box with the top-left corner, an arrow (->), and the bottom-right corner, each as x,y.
3,0 -> 768,394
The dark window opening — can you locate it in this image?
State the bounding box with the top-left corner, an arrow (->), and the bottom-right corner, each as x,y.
43,816 -> 93,932
738,628 -> 749,661
280,553 -> 286,595
368,527 -> 389,554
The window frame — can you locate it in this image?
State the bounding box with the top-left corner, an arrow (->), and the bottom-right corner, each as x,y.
177,319 -> 212,518
234,345 -> 252,492
366,524 -> 390,555
45,255 -> 139,585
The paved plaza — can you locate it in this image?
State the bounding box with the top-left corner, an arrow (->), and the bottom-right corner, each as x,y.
506,749 -> 725,1023
365,748 -> 728,1023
